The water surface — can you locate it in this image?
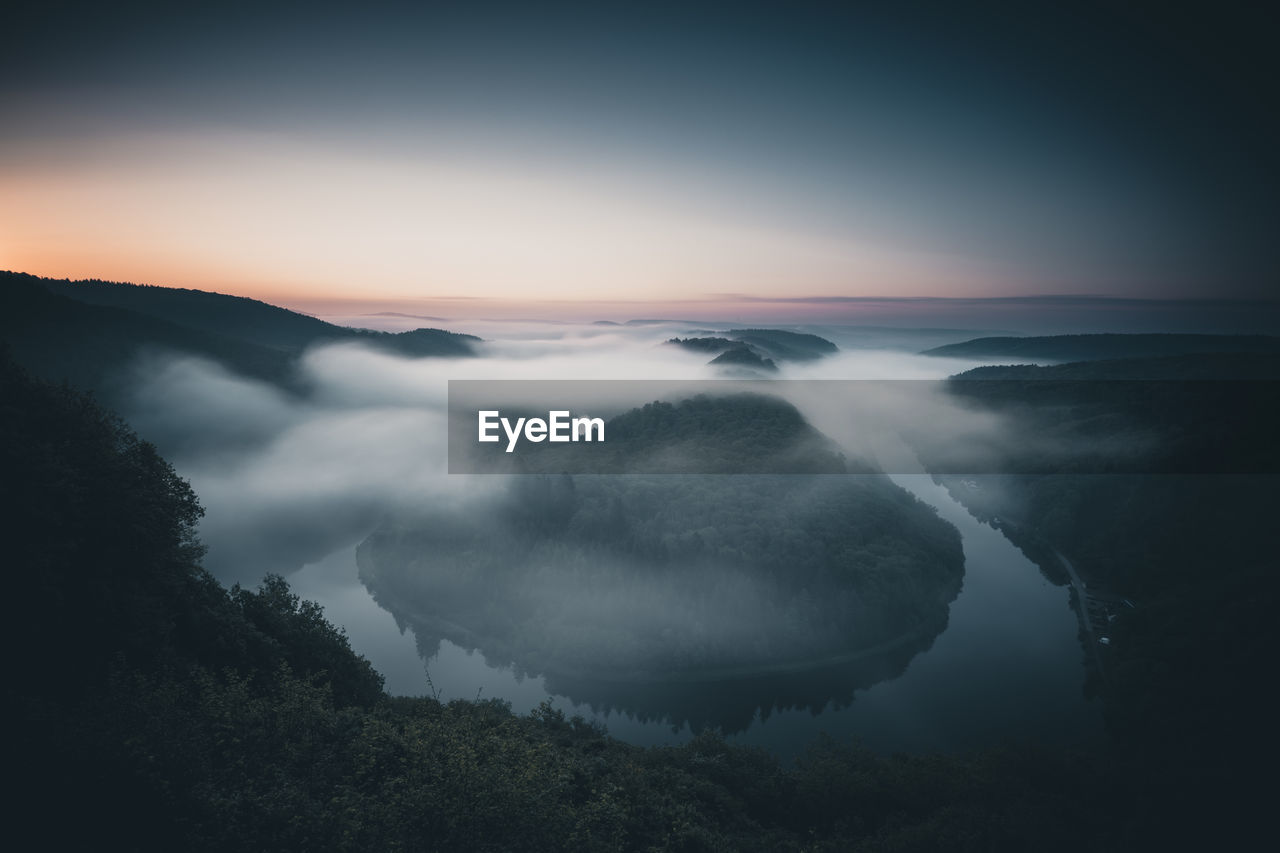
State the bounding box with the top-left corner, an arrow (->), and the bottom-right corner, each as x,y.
290,473 -> 1102,759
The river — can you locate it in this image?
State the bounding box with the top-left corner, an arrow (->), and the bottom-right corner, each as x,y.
289,471 -> 1103,760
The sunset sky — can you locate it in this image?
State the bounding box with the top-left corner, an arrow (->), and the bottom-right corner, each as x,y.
3,1 -> 1277,318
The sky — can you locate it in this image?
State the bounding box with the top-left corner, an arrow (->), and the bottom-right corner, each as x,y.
2,1 -> 1277,317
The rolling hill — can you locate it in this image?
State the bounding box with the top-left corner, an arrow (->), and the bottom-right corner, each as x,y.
1,271 -> 481,397
921,333 -> 1280,362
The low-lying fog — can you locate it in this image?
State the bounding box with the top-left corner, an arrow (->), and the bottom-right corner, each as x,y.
122,319 -> 1005,581
113,317 -> 1107,752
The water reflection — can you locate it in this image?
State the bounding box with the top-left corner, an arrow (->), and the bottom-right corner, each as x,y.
290,474 -> 1102,759
356,470 -> 967,733
407,610 -> 946,735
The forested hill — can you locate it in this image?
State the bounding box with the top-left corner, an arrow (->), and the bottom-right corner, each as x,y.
950,351 -> 1280,380
921,332 -> 1280,362
366,391 -> 963,710
909,354 -> 1280,476
37,272 -> 363,351
0,271 -> 480,397
727,328 -> 838,360
665,328 -> 837,373
2,348 -> 1134,852
481,393 -> 857,474
911,350 -> 1279,846
24,271 -> 482,356
1,273 -> 299,391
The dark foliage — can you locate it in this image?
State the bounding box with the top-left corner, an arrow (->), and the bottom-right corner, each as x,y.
726,329 -> 838,361
1,270 -> 299,392
471,393 -> 858,474
708,345 -> 778,372
1,351 -> 1133,851
364,391 -> 963,716
916,361 -> 1280,475
665,336 -> 740,354
917,353 -> 1280,847
665,329 -> 837,370
921,332 -> 1280,362
0,271 -> 480,402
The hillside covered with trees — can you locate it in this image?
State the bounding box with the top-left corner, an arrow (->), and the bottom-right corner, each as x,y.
915,353 -> 1279,844
665,328 -> 838,373
921,332 -> 1280,362
5,341 -> 1274,848
0,271 -> 480,400
364,393 -> 965,712
3,353 -> 1141,851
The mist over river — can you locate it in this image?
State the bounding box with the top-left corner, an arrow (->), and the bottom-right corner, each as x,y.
290,471 -> 1102,760
124,322 -> 1105,759
8,5 -> 1273,840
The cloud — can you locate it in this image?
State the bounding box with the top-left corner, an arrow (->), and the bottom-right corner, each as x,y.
116,320 -> 1022,581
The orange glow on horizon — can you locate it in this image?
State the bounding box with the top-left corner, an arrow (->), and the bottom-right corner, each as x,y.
1,129 -> 1022,310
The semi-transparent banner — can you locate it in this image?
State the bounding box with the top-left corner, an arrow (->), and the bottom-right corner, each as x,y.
446,379 -> 1280,474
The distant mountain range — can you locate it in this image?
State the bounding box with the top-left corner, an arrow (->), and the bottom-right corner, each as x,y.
12,268 -> 1280,397
950,352 -> 1280,380
362,311 -> 451,321
0,271 -> 481,397
666,328 -> 839,373
922,333 -> 1280,361
912,353 -> 1280,476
